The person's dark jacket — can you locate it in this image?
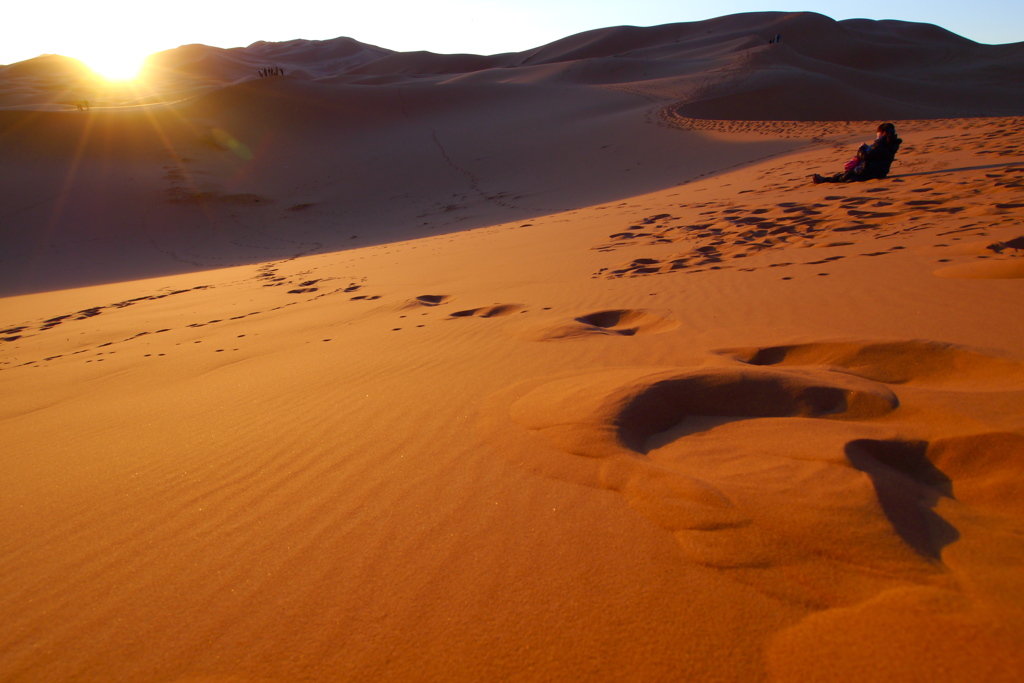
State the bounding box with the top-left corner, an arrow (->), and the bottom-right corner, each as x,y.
860,134 -> 902,179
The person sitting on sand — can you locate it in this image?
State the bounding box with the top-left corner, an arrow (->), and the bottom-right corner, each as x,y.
813,122 -> 902,184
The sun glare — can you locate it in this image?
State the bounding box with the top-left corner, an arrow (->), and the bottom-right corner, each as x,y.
82,51 -> 146,81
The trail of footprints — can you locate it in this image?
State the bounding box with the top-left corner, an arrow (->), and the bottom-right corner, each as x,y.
0,264 -> 377,370
0,285 -> 212,345
602,115 -> 1024,279
594,164 -> 1024,279
385,295 -> 677,340
6,275 -> 645,365
4,276 -> 653,361
390,295 -> 533,332
388,299 -> 682,342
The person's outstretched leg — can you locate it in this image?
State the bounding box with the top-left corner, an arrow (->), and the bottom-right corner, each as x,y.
813,170 -> 866,184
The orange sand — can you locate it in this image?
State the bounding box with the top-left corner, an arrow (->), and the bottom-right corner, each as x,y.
2,12 -> 1023,682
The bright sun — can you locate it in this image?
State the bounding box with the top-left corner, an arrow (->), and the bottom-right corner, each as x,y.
82,51 -> 146,81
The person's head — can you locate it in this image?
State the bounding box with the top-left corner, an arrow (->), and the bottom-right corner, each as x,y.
877,122 -> 896,138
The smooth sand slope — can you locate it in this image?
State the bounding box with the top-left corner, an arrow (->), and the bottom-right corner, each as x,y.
2,12 -> 1024,682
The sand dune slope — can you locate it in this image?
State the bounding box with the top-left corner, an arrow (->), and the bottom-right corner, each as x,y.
0,74 -> 804,294
2,115 -> 1023,681
2,11 -> 1024,681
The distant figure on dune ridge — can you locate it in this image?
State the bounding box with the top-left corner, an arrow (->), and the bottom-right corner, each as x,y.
813,123 -> 902,184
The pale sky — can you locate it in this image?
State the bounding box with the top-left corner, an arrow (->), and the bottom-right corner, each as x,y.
5,0 -> 1023,73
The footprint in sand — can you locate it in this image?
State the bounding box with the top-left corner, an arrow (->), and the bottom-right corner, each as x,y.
397,294 -> 452,310
498,338 -> 1024,606
414,294 -> 451,306
448,304 -> 525,318
524,309 -> 679,340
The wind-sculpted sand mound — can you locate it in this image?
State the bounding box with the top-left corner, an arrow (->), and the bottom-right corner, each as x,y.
718,338 -> 1024,389
510,364 -> 899,457
499,337 -> 1024,673
927,432 -> 1024,517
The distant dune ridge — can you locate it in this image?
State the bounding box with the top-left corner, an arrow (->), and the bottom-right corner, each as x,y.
1,11 -> 1022,112
2,10 -> 1024,683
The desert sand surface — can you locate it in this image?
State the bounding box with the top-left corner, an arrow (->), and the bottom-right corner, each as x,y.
2,11 -> 1024,682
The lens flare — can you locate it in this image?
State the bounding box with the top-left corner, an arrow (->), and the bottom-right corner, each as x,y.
211,128 -> 254,161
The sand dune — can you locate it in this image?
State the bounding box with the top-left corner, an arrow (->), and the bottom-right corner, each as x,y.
4,11 -> 1022,106
0,73 -> 803,294
2,11 -> 1024,682
4,9 -> 1021,294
